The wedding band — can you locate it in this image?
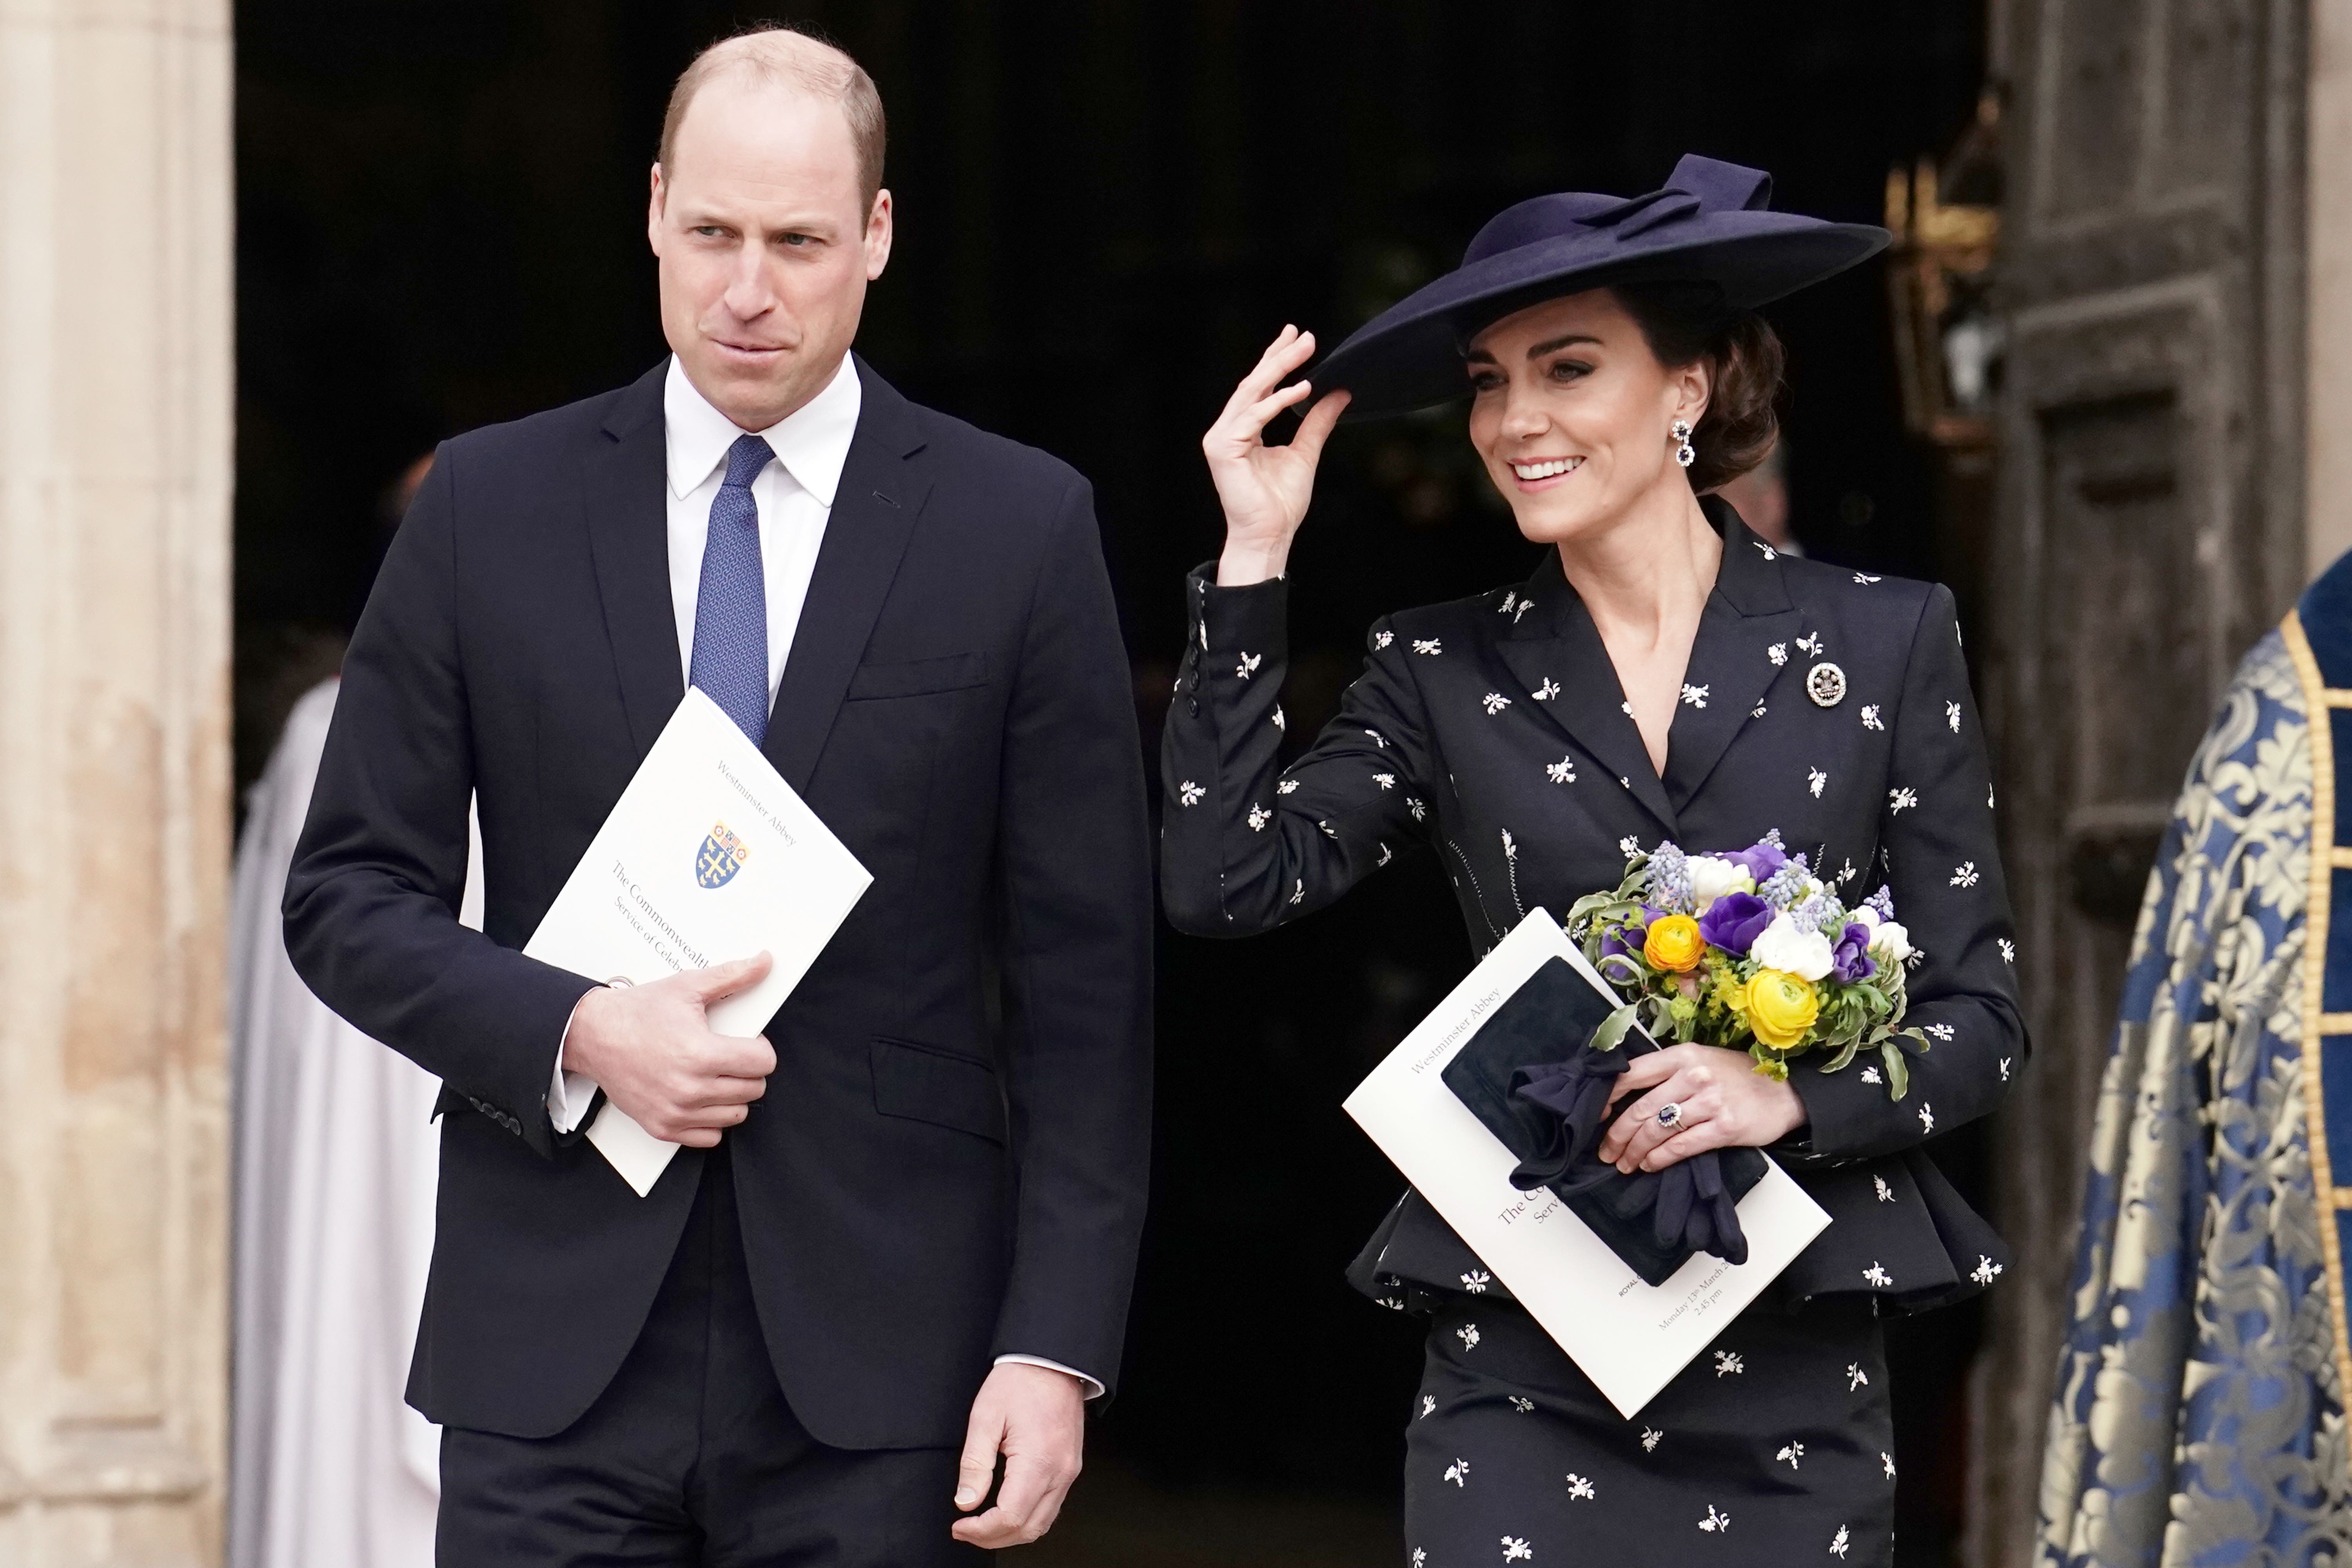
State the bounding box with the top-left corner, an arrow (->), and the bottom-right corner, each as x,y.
1657,1102 -> 1683,1129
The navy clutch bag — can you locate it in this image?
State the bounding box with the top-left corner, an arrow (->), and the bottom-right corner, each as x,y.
1440,956 -> 1766,1288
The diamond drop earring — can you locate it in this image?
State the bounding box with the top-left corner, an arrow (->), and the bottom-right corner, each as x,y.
1670,419 -> 1696,469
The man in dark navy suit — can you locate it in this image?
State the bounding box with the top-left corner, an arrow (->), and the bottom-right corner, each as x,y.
283,25 -> 1151,1564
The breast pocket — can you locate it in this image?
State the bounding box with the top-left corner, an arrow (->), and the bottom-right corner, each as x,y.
843,652 -> 989,702
869,1038 -> 1007,1144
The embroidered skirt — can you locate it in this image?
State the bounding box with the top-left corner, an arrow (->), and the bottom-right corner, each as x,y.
1403,1298 -> 1893,1566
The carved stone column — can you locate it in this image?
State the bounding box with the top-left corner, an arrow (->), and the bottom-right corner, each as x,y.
0,2 -> 234,1563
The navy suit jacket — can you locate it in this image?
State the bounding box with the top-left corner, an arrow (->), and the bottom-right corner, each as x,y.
284,359 -> 1153,1446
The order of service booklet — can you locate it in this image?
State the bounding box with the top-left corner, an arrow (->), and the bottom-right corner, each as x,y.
523,688 -> 873,1196
1342,907 -> 1831,1418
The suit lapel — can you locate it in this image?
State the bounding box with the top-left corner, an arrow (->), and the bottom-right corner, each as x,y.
583,364 -> 684,760
1659,503 -> 1807,812
761,358 -> 930,793
1497,554 -> 1679,835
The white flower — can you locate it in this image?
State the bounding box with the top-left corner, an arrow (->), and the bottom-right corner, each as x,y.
1500,591 -> 1517,615
1867,920 -> 1913,962
1377,844 -> 1393,867
1699,1504 -> 1731,1533
1408,797 -> 1427,821
1246,804 -> 1270,832
1445,1458 -> 1470,1487
1999,1057 -> 2012,1081
1756,539 -> 1778,560
1278,778 -> 1300,795
1847,1362 -> 1869,1392
1420,1394 -> 1436,1418
1318,820 -> 1339,839
1888,786 -> 1918,812
1413,1552 -> 1427,1568
1508,1395 -> 1533,1413
1681,682 -> 1710,708
1947,700 -> 1962,732
1566,1473 -> 1596,1500
1687,856 -> 1757,902
1950,861 -> 1980,888
1882,1452 -> 1897,1481
1972,1255 -> 2004,1286
1503,1537 -> 1533,1562
1178,780 -> 1205,807
1272,704 -> 1285,731
1840,858 -> 1857,885
1777,1443 -> 1805,1470
1501,830 -> 1517,862
1924,1022 -> 1955,1041
1482,692 -> 1512,715
1375,630 -> 1394,650
1373,772 -> 1396,790
1751,704 -> 1767,718
1808,767 -> 1828,798
1768,642 -> 1788,666
1289,879 -> 1304,905
1412,638 -> 1442,655
1998,937 -> 2015,963
1461,1270 -> 1492,1294
1236,651 -> 1261,680
1619,836 -> 1642,857
1855,572 -> 1881,584
1860,705 -> 1884,731
1873,1176 -> 1894,1203
1546,757 -> 1577,784
1641,1428 -> 1663,1452
1457,1323 -> 1481,1351
1751,912 -> 1835,981
1797,632 -> 1823,655
1831,1524 -> 1851,1559
1862,1262 -> 1893,1289
1860,1066 -> 1882,1085
1533,677 -> 1561,701
1364,728 -> 1388,749
1515,598 -> 1535,622
1714,1350 -> 1744,1377
1918,1103 -> 1935,1134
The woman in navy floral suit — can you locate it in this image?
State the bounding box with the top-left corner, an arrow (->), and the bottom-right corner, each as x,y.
1160,156 -> 2026,1566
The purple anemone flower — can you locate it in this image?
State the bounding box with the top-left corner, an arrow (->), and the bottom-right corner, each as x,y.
1723,838 -> 1790,886
1831,922 -> 1877,982
1697,891 -> 1772,956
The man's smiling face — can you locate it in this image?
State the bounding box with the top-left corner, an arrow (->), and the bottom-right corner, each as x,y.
648,69 -> 891,430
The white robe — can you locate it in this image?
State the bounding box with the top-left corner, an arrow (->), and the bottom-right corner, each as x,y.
228,677 -> 474,1568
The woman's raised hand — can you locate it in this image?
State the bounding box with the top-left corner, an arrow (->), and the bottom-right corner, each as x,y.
1202,325 -> 1352,586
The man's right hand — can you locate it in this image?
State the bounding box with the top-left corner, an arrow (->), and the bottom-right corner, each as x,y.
557,953 -> 777,1146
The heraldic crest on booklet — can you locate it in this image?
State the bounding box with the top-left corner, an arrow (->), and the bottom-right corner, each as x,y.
524,688 -> 873,1195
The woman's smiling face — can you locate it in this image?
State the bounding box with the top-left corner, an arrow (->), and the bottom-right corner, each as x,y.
1464,288 -> 1711,548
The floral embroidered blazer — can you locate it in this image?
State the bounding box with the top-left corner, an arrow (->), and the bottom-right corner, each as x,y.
1161,502 -> 2027,1309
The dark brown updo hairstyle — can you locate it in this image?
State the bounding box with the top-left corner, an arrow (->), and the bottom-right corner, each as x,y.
1611,281 -> 1785,495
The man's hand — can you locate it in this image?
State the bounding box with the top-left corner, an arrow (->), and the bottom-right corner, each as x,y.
557,953 -> 776,1147
950,1363 -> 1085,1548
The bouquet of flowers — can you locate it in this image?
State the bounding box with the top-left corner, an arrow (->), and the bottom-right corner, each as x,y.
1564,831 -> 1927,1100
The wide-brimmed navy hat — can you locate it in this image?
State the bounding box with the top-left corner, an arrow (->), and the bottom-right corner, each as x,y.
1314,154 -> 1888,421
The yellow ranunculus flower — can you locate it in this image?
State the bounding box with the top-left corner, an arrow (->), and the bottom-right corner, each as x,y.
1744,969 -> 1818,1049
1643,914 -> 1706,973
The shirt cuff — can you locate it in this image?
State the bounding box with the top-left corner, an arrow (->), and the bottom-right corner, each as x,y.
993,1354 -> 1105,1401
549,991 -> 603,1136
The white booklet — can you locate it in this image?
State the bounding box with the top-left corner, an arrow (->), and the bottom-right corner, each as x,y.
1343,907 -> 1831,1417
523,688 -> 873,1195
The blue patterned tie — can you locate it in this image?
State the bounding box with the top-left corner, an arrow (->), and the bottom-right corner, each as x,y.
689,433 -> 777,744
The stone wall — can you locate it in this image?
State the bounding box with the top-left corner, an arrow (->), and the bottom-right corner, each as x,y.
0,1 -> 234,1563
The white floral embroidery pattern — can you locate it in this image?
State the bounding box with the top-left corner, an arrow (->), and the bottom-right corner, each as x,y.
1461,1270 -> 1492,1294
1853,572 -> 1883,584
1681,682 -> 1710,708
1364,728 -> 1389,749
1768,642 -> 1788,666
1882,1452 -> 1898,1481
1413,1552 -> 1427,1568
1503,1538 -> 1533,1563
1317,820 -> 1339,839
1236,652 -> 1264,682
1412,638 -> 1442,656
1500,591 -> 1517,616
1755,540 -> 1778,561
1714,1350 -> 1744,1377
1999,1057 -> 2013,1081
1272,704 -> 1285,731
1840,858 -> 1857,884
1445,1458 -> 1470,1488
1751,704 -> 1767,718
1420,1395 -> 1435,1419
1777,1443 -> 1805,1470
1860,705 -> 1884,731
1889,786 -> 1918,812
1483,692 -> 1512,715
1847,1362 -> 1870,1392
1508,1395 -> 1534,1414
1861,1065 -> 1882,1085
1278,779 -> 1300,795
1947,700 -> 1963,732
1808,768 -> 1827,798
1641,1428 -> 1663,1453
1408,797 -> 1427,821
1973,1255 -> 2004,1286
1797,632 -> 1823,655
1873,1176 -> 1895,1203
1376,630 -> 1394,650
1700,1504 -> 1731,1533
1566,1473 -> 1596,1500
1533,677 -> 1561,701
1246,804 -> 1270,832
1998,938 -> 2016,963
1863,1262 -> 1893,1289
1831,1524 -> 1852,1559
1988,783 -> 1997,809
1377,843 -> 1392,866
1924,1022 -> 1955,1041
1457,1323 -> 1481,1352
1546,757 -> 1577,784
1373,772 -> 1396,790
1289,879 -> 1303,906
1178,780 -> 1204,807
1918,1103 -> 1936,1134
1950,861 -> 1980,887
1514,598 -> 1535,623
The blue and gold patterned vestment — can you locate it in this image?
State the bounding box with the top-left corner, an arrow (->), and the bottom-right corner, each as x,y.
2038,556 -> 2352,1564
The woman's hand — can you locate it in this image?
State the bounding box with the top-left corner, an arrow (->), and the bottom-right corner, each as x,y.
1595,1044 -> 1806,1173
1202,325 -> 1351,586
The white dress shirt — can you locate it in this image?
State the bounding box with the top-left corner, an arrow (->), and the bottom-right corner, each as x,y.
547,354 -> 1100,1397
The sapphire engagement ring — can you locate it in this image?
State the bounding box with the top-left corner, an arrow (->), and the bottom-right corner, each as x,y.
1657,1102 -> 1684,1129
